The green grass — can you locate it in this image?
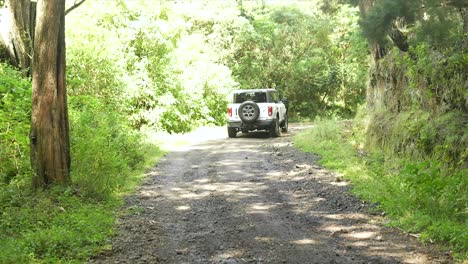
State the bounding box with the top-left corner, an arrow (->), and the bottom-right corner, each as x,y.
0,142 -> 164,263
0,188 -> 116,263
1,63 -> 170,263
294,120 -> 467,261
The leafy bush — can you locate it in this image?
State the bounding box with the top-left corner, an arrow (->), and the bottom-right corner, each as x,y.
0,92 -> 159,262
366,110 -> 467,170
67,39 -> 126,100
69,96 -> 145,199
0,63 -> 31,187
1,53 -> 162,263
403,44 -> 467,113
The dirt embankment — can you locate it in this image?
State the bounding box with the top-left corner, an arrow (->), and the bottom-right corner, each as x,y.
91,125 -> 452,264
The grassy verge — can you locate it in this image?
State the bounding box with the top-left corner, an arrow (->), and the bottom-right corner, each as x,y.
0,139 -> 164,263
0,62 -> 170,263
293,119 -> 467,261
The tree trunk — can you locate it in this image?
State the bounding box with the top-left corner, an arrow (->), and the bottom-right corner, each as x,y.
356,0 -> 407,112
0,0 -> 35,74
357,0 -> 386,60
30,0 -> 70,189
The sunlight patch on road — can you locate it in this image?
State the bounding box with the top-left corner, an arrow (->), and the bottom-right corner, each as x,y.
351,241 -> 370,247
162,181 -> 268,201
246,202 -> 280,214
216,182 -> 267,194
193,178 -> 210,183
291,238 -> 316,245
322,224 -> 353,233
312,197 -> 326,202
212,249 -> 244,261
176,205 -> 191,211
146,126 -> 226,151
255,236 -> 276,243
264,171 -> 282,180
139,190 -> 161,197
271,142 -> 291,148
250,203 -> 277,211
321,213 -> 367,220
199,184 -> 217,191
346,231 -> 377,239
359,245 -> 430,264
329,181 -> 349,186
179,191 -> 211,199
265,163 -> 315,182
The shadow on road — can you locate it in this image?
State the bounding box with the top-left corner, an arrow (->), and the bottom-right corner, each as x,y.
91,123 -> 445,264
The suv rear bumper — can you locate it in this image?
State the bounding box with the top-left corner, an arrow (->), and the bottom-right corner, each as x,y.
228,119 -> 275,130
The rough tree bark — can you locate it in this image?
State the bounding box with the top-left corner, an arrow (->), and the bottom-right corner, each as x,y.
30,0 -> 70,189
0,0 -> 36,74
357,0 -> 385,60
0,0 -> 83,73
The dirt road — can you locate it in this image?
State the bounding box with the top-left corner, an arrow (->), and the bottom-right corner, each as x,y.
92,125 -> 450,264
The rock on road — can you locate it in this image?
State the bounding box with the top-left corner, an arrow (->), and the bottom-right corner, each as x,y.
91,125 -> 450,264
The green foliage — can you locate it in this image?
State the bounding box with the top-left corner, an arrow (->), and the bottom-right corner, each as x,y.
229,5 -> 368,119
0,108 -> 162,262
69,96 -> 146,199
67,36 -> 126,100
0,63 -> 31,187
317,0 -> 467,257
1,33 -> 164,263
67,1 -> 238,133
66,0 -> 369,130
7,0 -> 464,262
414,7 -> 464,48
402,44 -> 467,113
294,119 -> 467,259
357,0 -> 465,49
359,0 -> 418,45
366,110 -> 467,170
0,187 -> 117,263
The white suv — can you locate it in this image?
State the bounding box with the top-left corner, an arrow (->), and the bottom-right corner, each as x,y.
227,89 -> 288,138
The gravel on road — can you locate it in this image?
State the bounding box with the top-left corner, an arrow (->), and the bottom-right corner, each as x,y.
91,125 -> 451,264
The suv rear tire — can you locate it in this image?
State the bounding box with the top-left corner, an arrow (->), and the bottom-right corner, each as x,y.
270,119 -> 281,137
238,101 -> 260,124
227,127 -> 237,138
281,114 -> 288,133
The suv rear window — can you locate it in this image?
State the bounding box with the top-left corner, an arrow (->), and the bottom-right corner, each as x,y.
233,92 -> 267,103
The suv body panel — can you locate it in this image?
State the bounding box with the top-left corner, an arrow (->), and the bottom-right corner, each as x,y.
227,89 -> 287,136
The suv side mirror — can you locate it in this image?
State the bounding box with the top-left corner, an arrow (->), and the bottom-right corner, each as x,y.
281,98 -> 288,105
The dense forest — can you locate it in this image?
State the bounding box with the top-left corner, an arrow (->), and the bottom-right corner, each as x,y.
0,0 -> 466,262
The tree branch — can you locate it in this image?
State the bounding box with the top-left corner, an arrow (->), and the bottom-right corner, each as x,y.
65,0 -> 85,16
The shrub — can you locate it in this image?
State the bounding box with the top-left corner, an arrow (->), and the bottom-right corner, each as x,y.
0,63 -> 31,187
366,110 -> 467,171
1,91 -> 157,262
69,96 -> 145,199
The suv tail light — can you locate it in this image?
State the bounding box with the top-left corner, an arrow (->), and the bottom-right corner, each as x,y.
268,106 -> 273,116
228,107 -> 232,117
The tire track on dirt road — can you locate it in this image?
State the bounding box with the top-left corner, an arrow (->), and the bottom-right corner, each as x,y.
91,125 -> 451,264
